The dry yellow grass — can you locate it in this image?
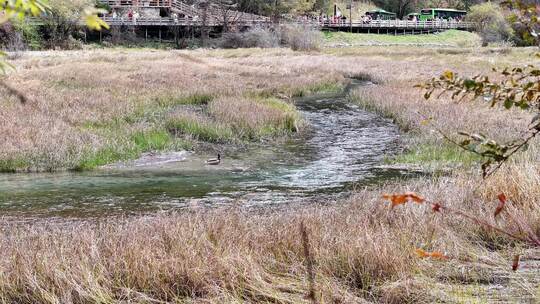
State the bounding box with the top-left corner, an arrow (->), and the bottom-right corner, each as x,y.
0,45 -> 539,302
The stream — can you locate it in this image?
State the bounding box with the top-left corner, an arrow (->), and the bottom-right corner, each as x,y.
0,81 -> 418,218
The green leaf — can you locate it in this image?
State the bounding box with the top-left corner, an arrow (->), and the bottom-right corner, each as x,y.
504,98 -> 514,109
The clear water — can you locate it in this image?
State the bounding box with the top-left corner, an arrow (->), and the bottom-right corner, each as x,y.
0,83 -> 417,218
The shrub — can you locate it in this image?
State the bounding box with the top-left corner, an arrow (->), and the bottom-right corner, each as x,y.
280,24 -> 322,51
220,26 -> 280,49
13,21 -> 42,50
40,0 -> 94,49
466,3 -> 514,46
0,22 -> 25,51
220,25 -> 322,51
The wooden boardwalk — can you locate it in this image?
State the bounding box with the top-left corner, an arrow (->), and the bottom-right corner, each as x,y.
100,17 -> 474,33
97,0 -> 474,33
26,0 -> 476,35
320,20 -> 475,33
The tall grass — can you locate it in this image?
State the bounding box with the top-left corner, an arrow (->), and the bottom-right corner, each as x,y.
0,46 -> 538,302
166,112 -> 235,143
208,97 -> 300,139
0,199 -> 429,303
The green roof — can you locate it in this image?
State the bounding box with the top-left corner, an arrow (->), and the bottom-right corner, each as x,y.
367,9 -> 396,15
421,8 -> 467,13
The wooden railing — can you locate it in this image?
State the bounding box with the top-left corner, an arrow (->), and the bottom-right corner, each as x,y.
102,0 -> 172,8
94,17 -> 474,30
100,16 -> 271,26
317,19 -> 475,30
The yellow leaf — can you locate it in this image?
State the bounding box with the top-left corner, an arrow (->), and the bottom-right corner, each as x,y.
443,70 -> 454,80
83,8 -> 109,31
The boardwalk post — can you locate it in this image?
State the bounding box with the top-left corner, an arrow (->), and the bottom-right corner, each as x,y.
145,27 -> 148,42
349,0 -> 352,33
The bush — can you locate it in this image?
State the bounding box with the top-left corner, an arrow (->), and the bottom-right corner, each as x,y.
466,3 -> 514,46
507,12 -> 540,46
220,25 -> 322,51
14,21 -> 42,50
220,26 -> 280,49
280,24 -> 322,51
0,22 -> 25,51
40,0 -> 93,49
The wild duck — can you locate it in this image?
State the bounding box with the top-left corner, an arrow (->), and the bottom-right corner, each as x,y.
206,153 -> 221,165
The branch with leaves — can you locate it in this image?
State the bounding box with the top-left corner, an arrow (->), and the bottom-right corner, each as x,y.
383,192 -> 540,270
417,66 -> 540,177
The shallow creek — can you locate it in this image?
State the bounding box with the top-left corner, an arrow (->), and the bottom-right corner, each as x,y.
0,81 -> 419,218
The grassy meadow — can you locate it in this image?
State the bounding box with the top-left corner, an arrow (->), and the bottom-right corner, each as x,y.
0,33 -> 539,302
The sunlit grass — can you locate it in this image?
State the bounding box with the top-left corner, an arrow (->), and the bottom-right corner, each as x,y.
323,29 -> 481,47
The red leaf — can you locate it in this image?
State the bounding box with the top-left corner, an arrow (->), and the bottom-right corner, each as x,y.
495,193 -> 507,218
416,248 -> 449,260
383,192 -> 425,209
432,203 -> 442,213
512,254 -> 520,271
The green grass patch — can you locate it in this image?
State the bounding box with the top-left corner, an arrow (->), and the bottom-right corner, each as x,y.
0,157 -> 31,173
131,129 -> 173,151
75,128 -> 190,171
166,116 -> 234,143
76,145 -> 139,171
387,142 -> 482,168
291,81 -> 344,97
323,30 -> 481,47
258,97 -> 301,133
155,94 -> 214,107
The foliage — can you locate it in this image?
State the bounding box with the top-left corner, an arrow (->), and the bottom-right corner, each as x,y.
504,0 -> 540,46
383,191 -> 540,269
403,1 -> 540,273
40,0 -> 108,48
281,24 -> 322,51
465,3 -> 513,46
220,26 -> 280,48
13,20 -> 42,49
0,0 -> 47,21
418,67 -> 540,177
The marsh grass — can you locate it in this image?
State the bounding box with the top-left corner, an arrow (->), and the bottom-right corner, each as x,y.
2,49 -> 358,171
0,198 -> 431,303
166,112 -> 235,143
387,141 -> 483,170
0,47 -> 539,302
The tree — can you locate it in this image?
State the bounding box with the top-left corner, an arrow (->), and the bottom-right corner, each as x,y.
466,2 -> 513,46
211,0 -> 240,32
372,0 -> 414,19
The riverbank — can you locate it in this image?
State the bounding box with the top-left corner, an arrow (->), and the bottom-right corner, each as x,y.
1,48 -> 347,172
0,46 -> 539,302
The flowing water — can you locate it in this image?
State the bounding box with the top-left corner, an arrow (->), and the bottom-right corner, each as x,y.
0,82 -> 418,218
